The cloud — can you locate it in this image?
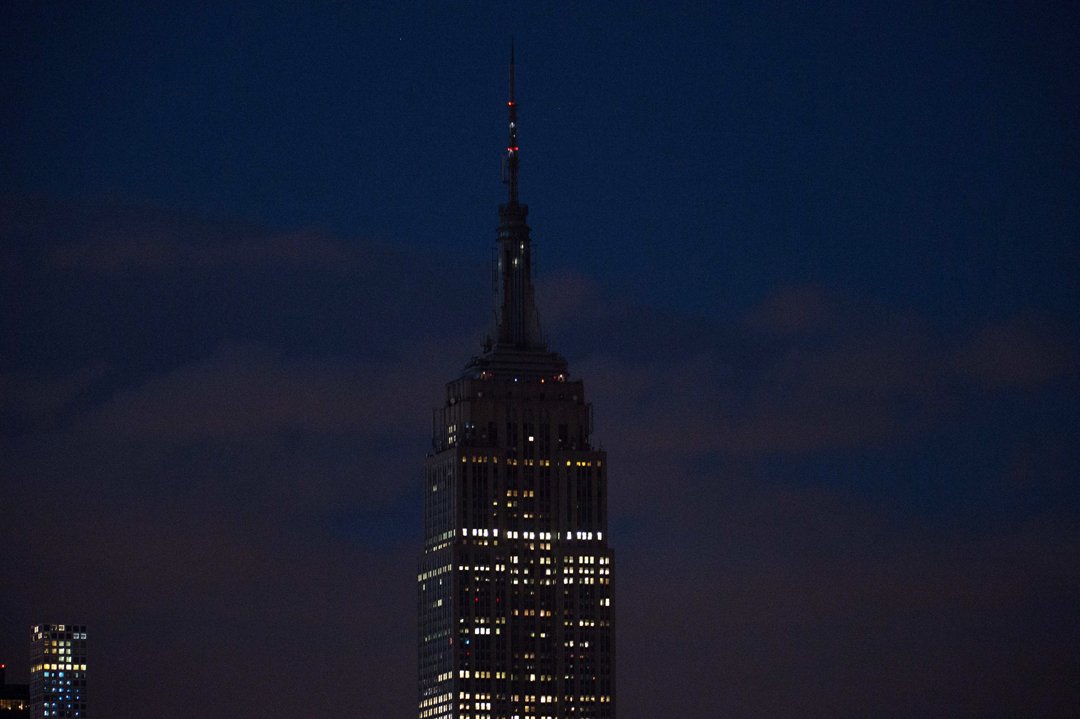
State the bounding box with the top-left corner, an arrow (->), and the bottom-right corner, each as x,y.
744,283 -> 840,336
0,196 -> 396,275
85,343 -> 426,441
548,281 -> 941,455
575,286 -> 1078,465
3,200 -> 1078,718
956,317 -> 1075,387
46,230 -> 360,273
615,467 -> 1080,717
535,269 -> 607,326
582,340 -> 937,458
0,363 -> 108,432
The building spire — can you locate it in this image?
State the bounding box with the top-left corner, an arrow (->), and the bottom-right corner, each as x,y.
505,41 -> 519,205
493,43 -> 544,351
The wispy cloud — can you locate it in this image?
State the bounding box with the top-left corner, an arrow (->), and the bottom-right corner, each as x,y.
956,316 -> 1076,387
85,343 -> 429,441
2,202 -> 1078,718
46,231 -> 360,273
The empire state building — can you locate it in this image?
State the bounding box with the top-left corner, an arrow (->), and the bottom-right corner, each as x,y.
418,52 -> 616,719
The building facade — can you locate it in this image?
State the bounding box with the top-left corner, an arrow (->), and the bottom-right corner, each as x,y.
418,53 -> 615,719
29,625 -> 87,719
0,662 -> 30,716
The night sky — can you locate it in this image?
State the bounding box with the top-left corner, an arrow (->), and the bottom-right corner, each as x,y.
2,2 -> 1079,717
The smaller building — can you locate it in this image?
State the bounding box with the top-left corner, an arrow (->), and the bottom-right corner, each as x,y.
0,662 -> 30,716
30,625 -> 87,719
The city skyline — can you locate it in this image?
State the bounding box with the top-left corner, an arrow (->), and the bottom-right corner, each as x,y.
2,3 -> 1078,717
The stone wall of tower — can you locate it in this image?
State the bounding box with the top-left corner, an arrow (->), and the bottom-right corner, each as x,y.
419,372 -> 615,719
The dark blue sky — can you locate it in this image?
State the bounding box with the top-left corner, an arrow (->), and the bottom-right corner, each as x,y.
5,2 -> 1076,320
2,2 -> 1078,717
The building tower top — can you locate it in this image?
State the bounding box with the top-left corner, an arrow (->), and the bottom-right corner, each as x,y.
483,43 -> 562,370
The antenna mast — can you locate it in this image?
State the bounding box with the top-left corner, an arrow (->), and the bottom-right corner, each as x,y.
505,42 -> 520,205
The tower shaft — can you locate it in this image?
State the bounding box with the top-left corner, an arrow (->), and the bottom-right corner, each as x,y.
418,48 -> 616,719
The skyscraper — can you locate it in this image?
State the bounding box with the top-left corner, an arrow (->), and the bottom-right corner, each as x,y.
418,51 -> 615,719
29,625 -> 87,719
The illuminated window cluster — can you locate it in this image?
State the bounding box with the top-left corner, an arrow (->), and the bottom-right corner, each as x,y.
30,624 -> 87,719
420,369 -> 616,718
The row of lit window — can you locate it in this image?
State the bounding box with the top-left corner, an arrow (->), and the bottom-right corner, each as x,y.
456,528 -> 605,544
456,456 -> 602,469
37,672 -> 83,682
454,691 -> 610,704
511,608 -> 553,617
419,708 -> 451,718
509,578 -> 563,586
420,628 -> 452,643
458,561 -> 577,575
505,530 -> 551,540
418,564 -> 452,581
459,615 -> 504,624
457,672 -> 558,684
459,669 -> 505,679
457,665 -> 552,677
419,691 -> 453,708
418,691 -> 452,719
419,707 -> 449,718
32,664 -> 87,672
460,456 -> 561,467
475,530 -> 551,542
33,626 -> 85,635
